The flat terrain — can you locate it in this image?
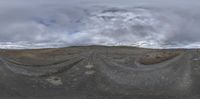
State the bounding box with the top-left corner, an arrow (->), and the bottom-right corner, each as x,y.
0,46 -> 200,99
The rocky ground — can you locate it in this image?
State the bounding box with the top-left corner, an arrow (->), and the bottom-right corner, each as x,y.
0,46 -> 200,99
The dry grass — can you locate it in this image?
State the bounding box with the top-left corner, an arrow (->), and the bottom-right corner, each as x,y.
139,51 -> 181,65
0,48 -> 81,58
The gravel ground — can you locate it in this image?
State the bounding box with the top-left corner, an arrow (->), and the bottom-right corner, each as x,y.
0,46 -> 199,99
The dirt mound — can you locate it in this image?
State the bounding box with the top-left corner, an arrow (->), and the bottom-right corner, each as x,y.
139,51 -> 181,65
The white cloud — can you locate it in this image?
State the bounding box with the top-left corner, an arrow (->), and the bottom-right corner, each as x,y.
0,0 -> 200,49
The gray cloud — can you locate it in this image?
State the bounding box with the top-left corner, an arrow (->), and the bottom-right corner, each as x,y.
0,0 -> 200,49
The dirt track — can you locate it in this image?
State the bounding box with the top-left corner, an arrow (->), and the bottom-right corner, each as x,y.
0,46 -> 200,99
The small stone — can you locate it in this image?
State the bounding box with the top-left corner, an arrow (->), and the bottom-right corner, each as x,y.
85,64 -> 94,69
85,70 -> 96,75
46,76 -> 63,86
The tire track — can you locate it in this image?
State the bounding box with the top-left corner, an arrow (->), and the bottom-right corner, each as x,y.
0,56 -> 85,77
94,52 -> 192,96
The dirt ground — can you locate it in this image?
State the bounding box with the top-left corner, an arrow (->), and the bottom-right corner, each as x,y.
0,46 -> 199,99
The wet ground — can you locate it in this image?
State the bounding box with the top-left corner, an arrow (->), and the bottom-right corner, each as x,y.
0,46 -> 200,99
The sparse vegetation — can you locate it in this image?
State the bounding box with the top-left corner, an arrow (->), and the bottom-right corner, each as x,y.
139,51 -> 181,65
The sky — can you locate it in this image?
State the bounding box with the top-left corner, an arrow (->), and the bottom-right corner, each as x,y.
1,0 -> 200,49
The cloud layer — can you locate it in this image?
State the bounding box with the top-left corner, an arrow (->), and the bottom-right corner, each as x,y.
1,0 -> 200,49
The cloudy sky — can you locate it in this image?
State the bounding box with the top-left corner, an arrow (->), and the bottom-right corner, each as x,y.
1,0 -> 200,49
